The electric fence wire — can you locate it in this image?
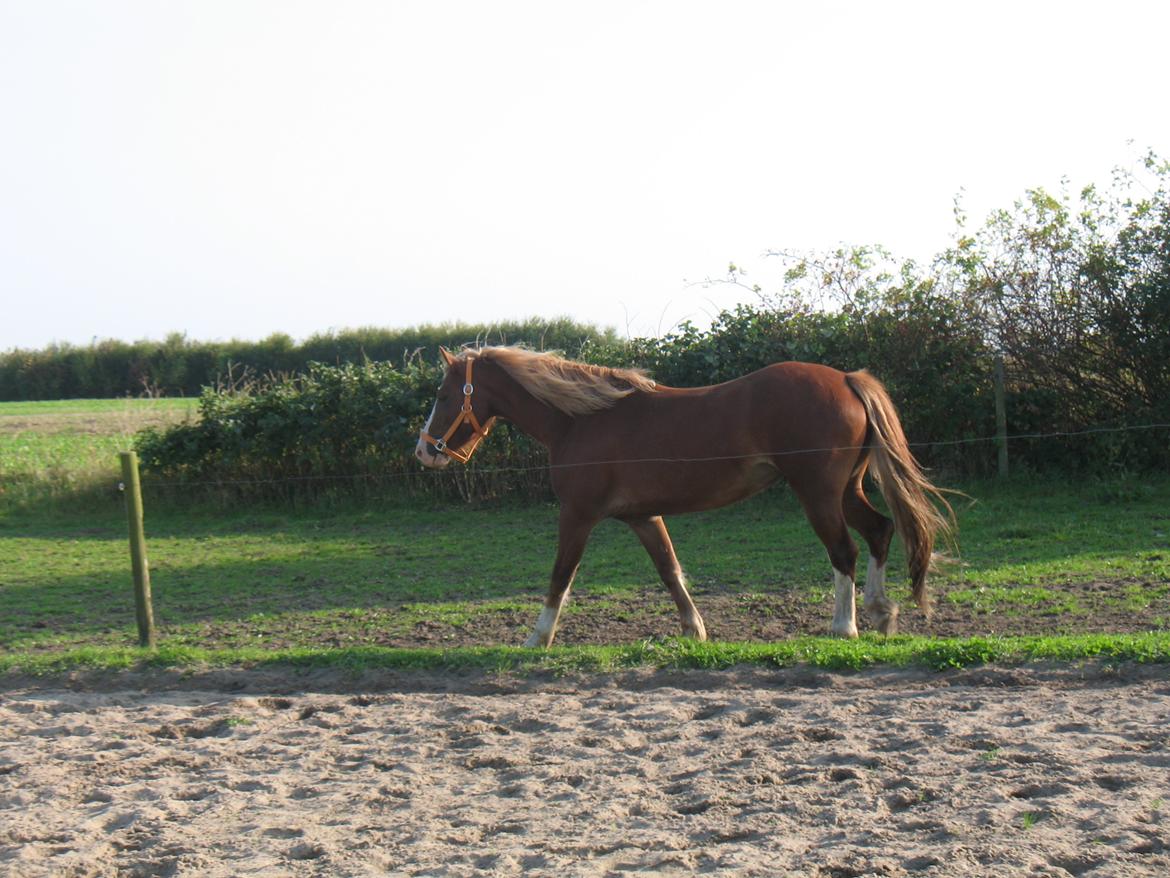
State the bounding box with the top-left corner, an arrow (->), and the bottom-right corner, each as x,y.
133,421 -> 1170,491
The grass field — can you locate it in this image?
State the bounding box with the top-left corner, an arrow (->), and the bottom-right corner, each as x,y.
2,398 -> 1169,675
0,397 -> 196,506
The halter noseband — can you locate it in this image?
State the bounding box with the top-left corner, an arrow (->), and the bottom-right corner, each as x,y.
419,356 -> 498,464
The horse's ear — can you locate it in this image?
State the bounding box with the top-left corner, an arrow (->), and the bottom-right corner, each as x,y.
439,346 -> 455,366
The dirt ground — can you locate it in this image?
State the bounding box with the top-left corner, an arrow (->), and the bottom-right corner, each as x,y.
441,579 -> 1170,647
3,663 -> 1170,877
201,577 -> 1170,652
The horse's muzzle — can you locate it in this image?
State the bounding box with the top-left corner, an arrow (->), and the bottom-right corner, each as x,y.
415,437 -> 451,469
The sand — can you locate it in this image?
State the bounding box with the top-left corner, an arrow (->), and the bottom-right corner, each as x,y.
3,663 -> 1170,877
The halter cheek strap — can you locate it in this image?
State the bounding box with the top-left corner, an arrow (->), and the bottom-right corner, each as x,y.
419,357 -> 498,464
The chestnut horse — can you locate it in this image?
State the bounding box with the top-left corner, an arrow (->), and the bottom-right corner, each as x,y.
415,346 -> 953,646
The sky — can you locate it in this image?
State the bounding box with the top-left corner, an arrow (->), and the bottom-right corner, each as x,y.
2,1 -> 1168,351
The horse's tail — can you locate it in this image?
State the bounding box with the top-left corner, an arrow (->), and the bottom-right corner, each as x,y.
845,370 -> 955,615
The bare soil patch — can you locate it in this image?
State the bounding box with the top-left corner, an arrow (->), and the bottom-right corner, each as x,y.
177,577 -> 1170,651
0,407 -> 192,436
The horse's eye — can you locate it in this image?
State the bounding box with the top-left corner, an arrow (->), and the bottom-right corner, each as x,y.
438,394 -> 450,404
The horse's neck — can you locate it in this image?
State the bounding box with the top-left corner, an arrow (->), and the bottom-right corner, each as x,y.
485,363 -> 571,448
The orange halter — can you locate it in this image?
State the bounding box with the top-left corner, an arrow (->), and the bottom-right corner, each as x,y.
419,356 -> 498,464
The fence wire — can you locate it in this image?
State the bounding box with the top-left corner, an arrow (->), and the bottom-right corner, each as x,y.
132,421 -> 1170,492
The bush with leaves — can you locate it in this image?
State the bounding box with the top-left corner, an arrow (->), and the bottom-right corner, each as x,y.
0,318 -> 617,401
939,151 -> 1170,471
134,358 -> 555,503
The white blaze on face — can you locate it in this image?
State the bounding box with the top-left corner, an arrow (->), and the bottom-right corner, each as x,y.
415,401 -> 450,469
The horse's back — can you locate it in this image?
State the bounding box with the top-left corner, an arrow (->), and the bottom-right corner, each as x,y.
574,360 -> 866,449
658,360 -> 865,432
550,360 -> 869,513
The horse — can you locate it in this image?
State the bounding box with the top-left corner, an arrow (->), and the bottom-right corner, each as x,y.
415,345 -> 954,647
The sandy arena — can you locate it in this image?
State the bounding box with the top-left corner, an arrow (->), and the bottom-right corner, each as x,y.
3,663 -> 1170,877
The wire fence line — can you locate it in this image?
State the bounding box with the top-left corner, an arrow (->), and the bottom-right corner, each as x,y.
130,421 -> 1170,492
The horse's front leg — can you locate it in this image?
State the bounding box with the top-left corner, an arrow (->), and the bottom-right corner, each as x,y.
622,515 -> 707,641
525,509 -> 597,648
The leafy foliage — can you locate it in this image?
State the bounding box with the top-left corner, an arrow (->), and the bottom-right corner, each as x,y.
937,151 -> 1170,470
134,358 -> 554,502
0,318 -> 617,401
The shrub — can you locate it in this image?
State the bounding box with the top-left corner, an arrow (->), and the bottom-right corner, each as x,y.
134,358 -> 554,504
1,318 -> 617,401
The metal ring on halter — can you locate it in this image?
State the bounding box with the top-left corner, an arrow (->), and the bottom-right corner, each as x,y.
433,438 -> 447,452
463,383 -> 474,394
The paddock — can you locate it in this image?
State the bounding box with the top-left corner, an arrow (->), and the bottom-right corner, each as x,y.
3,664 -> 1169,877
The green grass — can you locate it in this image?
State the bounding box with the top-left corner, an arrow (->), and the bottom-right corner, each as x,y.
946,585 -> 1087,616
7,476 -> 1166,654
1,397 -> 196,506
0,500 -> 790,650
0,398 -> 195,418
1021,811 -> 1042,830
943,476 -> 1170,586
2,398 -> 1170,677
4,632 -> 1170,677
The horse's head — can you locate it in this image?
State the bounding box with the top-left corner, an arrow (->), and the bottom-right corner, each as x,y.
414,347 -> 498,469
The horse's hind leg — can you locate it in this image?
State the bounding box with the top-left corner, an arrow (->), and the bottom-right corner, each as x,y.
842,478 -> 899,634
622,515 -> 707,641
525,508 -> 596,648
792,485 -> 860,639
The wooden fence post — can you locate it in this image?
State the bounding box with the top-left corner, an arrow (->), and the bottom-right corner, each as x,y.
993,354 -> 1009,477
119,451 -> 157,648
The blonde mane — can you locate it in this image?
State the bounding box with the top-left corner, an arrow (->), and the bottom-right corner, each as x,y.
464,346 -> 656,416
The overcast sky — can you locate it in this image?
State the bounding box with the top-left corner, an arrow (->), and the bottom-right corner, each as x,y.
2,1 -> 1167,351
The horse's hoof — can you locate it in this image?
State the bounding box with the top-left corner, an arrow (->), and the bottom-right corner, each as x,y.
681,618 -> 708,641
830,624 -> 859,639
524,633 -> 548,648
875,614 -> 898,635
866,601 -> 900,636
